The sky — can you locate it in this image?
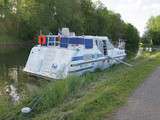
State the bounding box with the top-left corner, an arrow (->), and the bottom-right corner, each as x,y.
93,0 -> 160,36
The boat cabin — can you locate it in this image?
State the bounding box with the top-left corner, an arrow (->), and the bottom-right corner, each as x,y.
38,35 -> 115,57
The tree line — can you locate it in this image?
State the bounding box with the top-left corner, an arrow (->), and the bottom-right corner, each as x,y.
142,15 -> 160,47
0,0 -> 140,54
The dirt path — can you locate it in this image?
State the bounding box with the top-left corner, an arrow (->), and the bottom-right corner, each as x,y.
111,67 -> 160,120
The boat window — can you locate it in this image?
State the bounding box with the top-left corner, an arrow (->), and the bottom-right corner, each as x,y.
69,38 -> 84,45
96,40 -> 98,46
95,40 -> 103,52
85,39 -> 93,49
107,41 -> 114,50
60,37 -> 85,48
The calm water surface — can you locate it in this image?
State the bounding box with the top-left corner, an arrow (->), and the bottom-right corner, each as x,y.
0,48 -> 47,103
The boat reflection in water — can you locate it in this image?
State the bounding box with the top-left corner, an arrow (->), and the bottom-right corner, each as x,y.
5,68 -> 20,104
0,48 -> 47,104
2,66 -> 46,104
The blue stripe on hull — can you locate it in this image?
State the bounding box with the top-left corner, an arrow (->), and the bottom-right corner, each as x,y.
72,56 -> 83,61
72,54 -> 104,61
69,66 -> 93,73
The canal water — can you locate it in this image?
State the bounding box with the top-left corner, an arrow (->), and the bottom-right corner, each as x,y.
0,48 -> 47,104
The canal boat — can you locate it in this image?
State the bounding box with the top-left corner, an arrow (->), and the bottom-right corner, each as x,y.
23,28 -> 126,79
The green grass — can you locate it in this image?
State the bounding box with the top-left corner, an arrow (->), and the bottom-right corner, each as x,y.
1,52 -> 160,120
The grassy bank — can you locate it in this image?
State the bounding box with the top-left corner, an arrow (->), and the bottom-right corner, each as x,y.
1,52 -> 160,120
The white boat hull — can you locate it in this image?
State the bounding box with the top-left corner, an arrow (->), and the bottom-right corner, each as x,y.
24,35 -> 126,80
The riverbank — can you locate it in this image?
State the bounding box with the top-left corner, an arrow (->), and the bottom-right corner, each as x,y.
0,48 -> 47,119
0,51 -> 159,120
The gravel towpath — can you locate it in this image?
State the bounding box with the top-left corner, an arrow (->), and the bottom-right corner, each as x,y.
112,67 -> 160,120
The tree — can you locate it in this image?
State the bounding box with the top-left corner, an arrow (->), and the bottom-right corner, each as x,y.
144,16 -> 160,45
0,0 -> 140,56
123,23 -> 140,54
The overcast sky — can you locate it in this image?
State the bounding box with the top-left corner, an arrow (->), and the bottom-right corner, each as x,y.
93,0 -> 160,36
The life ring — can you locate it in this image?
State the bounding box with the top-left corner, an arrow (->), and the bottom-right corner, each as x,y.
38,36 -> 47,45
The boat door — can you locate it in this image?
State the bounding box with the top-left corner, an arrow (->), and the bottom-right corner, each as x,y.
102,40 -> 108,56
